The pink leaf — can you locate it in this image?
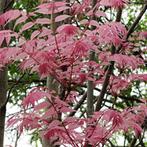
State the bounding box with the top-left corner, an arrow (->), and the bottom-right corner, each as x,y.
89,20 -> 99,27
55,15 -> 70,22
15,52 -> 27,60
42,107 -> 56,118
15,15 -> 28,27
140,31 -> 147,39
4,10 -> 21,24
35,18 -> 51,25
0,35 -> 4,47
0,14 -> 6,25
100,0 -> 128,8
35,9 -> 49,15
21,22 -> 35,32
34,101 -> 49,111
54,6 -> 70,13
31,30 -> 40,40
129,74 -> 147,82
95,10 -> 106,17
22,90 -> 50,108
98,22 -> 127,46
57,24 -> 78,36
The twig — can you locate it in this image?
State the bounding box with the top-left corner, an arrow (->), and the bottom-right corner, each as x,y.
0,73 -> 26,109
107,139 -> 115,147
126,4 -> 147,39
47,98 -> 79,147
14,130 -> 21,147
95,7 -> 122,111
129,137 -> 137,147
68,92 -> 87,117
95,4 -> 147,111
4,0 -> 14,12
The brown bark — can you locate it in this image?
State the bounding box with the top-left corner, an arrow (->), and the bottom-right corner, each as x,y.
0,1 -> 13,147
0,67 -> 7,147
0,0 -> 6,145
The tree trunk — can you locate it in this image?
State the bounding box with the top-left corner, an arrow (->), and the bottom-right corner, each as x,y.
0,1 -> 13,147
0,0 -> 6,145
0,68 -> 7,147
41,0 -> 62,146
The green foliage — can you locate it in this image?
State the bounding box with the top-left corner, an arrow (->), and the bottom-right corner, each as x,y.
13,0 -> 40,11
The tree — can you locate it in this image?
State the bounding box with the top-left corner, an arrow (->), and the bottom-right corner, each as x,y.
0,0 -> 14,147
0,0 -> 147,146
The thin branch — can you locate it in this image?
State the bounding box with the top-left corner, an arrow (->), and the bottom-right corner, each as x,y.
94,87 -> 143,103
14,130 -> 21,147
126,4 -> 147,39
135,129 -> 146,147
116,8 -> 123,22
4,0 -> 14,12
129,137 -> 137,147
47,97 -> 79,147
0,73 -> 26,109
95,63 -> 114,111
129,1 -> 147,5
69,92 -> 87,117
8,79 -> 46,84
107,139 -> 115,147
95,4 -> 147,111
95,8 -> 122,111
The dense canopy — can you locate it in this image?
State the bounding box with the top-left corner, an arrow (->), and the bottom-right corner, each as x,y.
0,0 -> 146,147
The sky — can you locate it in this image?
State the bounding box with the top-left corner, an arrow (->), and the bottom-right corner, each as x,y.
4,104 -> 37,147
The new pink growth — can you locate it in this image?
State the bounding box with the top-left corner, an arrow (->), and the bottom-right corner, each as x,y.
98,22 -> 127,46
140,31 -> 147,39
100,0 -> 128,8
73,40 -> 90,56
0,1 -> 146,146
57,25 -> 78,37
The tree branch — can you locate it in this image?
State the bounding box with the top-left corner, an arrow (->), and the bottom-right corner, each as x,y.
126,4 -> 147,39
95,8 -> 122,111
95,4 -> 147,111
69,92 -> 87,117
86,0 -> 98,119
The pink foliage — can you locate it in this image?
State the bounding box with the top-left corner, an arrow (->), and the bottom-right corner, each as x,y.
0,10 -> 21,25
129,74 -> 147,82
140,31 -> 147,39
109,76 -> 130,95
98,22 -> 127,46
100,0 -> 128,8
109,54 -> 144,69
0,1 -> 146,146
57,25 -> 78,37
8,95 -> 147,146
